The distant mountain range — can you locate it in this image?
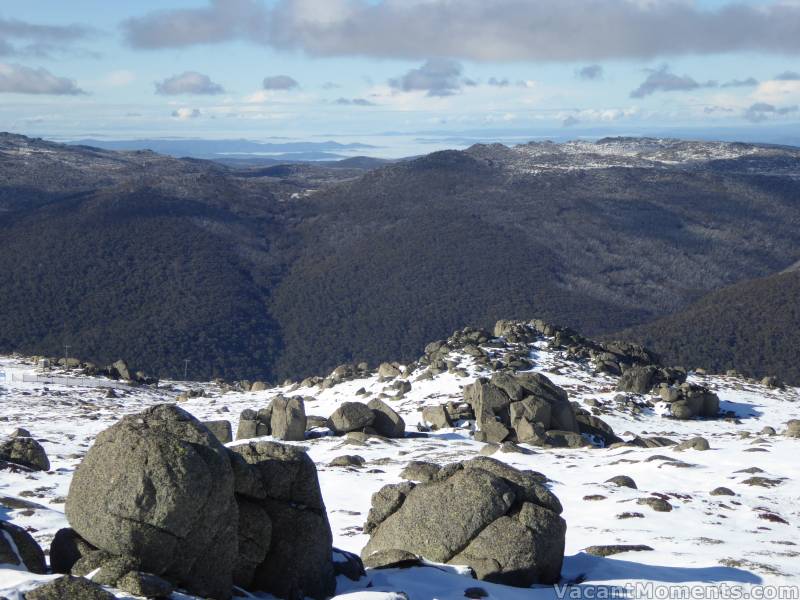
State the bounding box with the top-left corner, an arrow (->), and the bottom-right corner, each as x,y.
67,138 -> 378,163
1,132 -> 799,383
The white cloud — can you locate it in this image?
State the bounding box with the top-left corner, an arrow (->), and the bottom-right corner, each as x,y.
171,107 -> 201,119
753,79 -> 800,105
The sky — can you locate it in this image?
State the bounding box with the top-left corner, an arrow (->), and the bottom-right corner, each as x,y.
1,0 -> 800,153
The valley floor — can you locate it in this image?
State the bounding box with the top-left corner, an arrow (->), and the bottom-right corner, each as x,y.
1,343 -> 799,600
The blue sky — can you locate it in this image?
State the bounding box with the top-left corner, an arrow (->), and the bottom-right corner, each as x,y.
1,0 -> 800,151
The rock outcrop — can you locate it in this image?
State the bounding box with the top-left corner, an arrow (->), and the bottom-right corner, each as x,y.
362,457 -> 566,587
62,404 -> 337,600
657,383 -> 720,419
464,372 -> 593,446
65,404 -> 238,599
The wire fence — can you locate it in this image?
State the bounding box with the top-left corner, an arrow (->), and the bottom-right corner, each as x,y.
0,370 -> 131,390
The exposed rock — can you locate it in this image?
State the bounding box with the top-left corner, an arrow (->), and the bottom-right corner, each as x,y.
25,576 -> 115,600
332,548 -> 366,582
270,396 -> 307,441
111,360 -> 131,381
710,487 -> 735,496
617,365 -> 658,394
202,419 -> 233,444
115,571 -> 175,598
399,461 -> 441,483
0,520 -> 46,574
65,404 -> 238,600
606,475 -> 637,489
659,383 -> 720,420
328,402 -> 375,435
236,407 -> 272,440
49,528 -> 95,574
364,482 -> 416,535
362,458 -> 565,587
545,430 -> 589,448
250,381 -> 269,392
362,548 -> 421,569
574,411 -> 620,446
378,362 -> 401,379
785,420 -> 800,438
637,497 -> 673,512
229,441 -> 335,600
421,405 -> 451,430
465,372 -> 580,446
329,455 -> 366,468
368,399 -> 406,438
0,435 -> 49,471
675,436 -> 710,451
584,545 -> 654,557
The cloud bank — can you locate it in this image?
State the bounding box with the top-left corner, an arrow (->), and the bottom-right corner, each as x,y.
122,0 -> 800,62
0,17 -> 94,58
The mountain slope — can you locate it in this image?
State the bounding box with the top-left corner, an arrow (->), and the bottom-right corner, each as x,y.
2,133 -> 800,381
618,269 -> 800,385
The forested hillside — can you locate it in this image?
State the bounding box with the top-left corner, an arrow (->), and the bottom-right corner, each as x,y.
618,268 -> 800,385
2,134 -> 800,381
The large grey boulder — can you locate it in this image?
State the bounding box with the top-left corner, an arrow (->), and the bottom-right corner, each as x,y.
65,404 -> 238,600
0,435 -> 49,471
229,441 -> 335,600
270,396 -> 307,441
327,402 -> 375,435
362,457 -> 565,587
368,399 -> 406,438
0,520 -> 46,574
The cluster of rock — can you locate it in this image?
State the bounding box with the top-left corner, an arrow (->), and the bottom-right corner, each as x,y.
44,404 -> 345,600
32,357 -> 157,384
423,371 -> 618,448
494,319 -> 657,376
616,364 -> 687,394
655,382 -> 720,420
236,396 -> 406,441
361,456 -> 566,587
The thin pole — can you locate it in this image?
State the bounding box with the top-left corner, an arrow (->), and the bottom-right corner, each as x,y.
183,359 -> 190,380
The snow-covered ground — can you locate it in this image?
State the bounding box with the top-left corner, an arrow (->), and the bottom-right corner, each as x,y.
1,337 -> 799,599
